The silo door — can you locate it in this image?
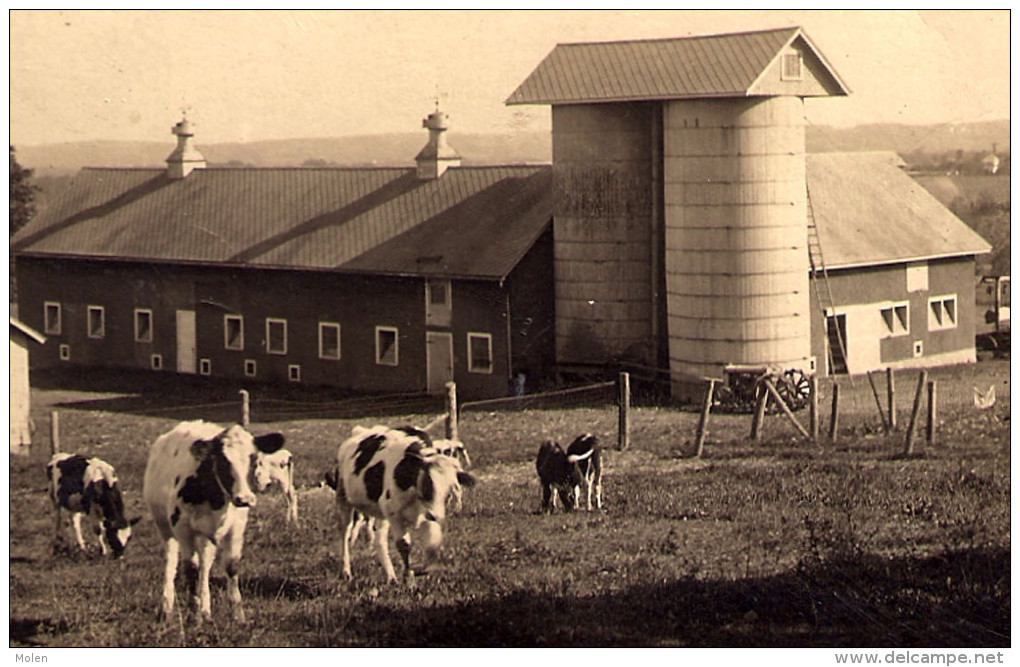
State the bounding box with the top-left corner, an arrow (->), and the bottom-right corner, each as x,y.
426,331 -> 453,395
176,310 -> 197,374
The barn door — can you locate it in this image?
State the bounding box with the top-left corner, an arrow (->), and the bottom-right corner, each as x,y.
176,309 -> 197,374
825,314 -> 848,375
426,331 -> 453,395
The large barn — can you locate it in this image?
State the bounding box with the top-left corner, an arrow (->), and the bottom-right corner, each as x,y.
12,26 -> 991,401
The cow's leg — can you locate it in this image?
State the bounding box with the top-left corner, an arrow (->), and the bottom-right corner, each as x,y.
371,520 -> 399,584
337,504 -> 356,580
585,473 -> 594,511
286,464 -> 298,523
51,503 -> 63,551
70,512 -> 88,552
159,538 -> 180,621
223,522 -> 247,623
195,537 -> 217,621
594,469 -> 603,509
179,540 -> 200,617
541,483 -> 553,512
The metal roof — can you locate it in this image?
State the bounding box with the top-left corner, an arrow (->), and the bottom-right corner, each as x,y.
808,152 -> 992,270
11,165 -> 554,281
507,26 -> 849,105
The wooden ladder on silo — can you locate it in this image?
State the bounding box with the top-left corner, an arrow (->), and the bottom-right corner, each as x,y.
806,185 -> 848,376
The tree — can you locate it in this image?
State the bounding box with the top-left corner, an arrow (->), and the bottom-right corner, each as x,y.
10,145 -> 38,236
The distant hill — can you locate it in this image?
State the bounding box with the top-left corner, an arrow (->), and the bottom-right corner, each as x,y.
14,119 -> 1009,178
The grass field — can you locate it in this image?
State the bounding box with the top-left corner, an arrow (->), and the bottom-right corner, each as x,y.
9,361 -> 1010,647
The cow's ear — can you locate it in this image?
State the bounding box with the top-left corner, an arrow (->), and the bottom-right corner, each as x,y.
190,439 -> 212,460
457,471 -> 478,488
129,516 -> 142,526
254,432 -> 285,454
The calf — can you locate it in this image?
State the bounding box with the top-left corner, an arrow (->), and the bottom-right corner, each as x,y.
429,438 -> 472,512
334,425 -> 476,585
46,453 -> 139,558
252,448 -> 298,523
142,420 -> 285,622
536,433 -> 603,512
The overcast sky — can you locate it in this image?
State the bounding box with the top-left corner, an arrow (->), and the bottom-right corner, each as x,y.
8,9 -> 1011,147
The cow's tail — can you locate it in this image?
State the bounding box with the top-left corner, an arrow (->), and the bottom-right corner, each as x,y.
567,449 -> 594,463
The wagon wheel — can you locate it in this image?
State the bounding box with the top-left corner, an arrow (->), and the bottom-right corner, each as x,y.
770,369 -> 811,413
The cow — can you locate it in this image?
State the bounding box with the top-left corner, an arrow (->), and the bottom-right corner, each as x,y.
428,438 -> 472,512
142,420 -> 285,622
46,453 -> 140,559
334,425 -> 476,586
536,433 -> 603,513
252,448 -> 298,523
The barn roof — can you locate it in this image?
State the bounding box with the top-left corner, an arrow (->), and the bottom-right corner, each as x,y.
10,165 -> 553,281
9,317 -> 46,345
507,26 -> 849,105
807,152 -> 992,269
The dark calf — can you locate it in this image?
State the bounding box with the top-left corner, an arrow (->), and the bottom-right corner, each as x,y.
536,440 -> 581,512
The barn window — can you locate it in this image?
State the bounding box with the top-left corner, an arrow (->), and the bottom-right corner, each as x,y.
224,315 -> 244,350
880,302 -> 909,337
59,343 -> 71,361
906,263 -> 928,292
44,301 -> 62,335
87,306 -> 105,339
244,359 -> 257,377
288,364 -> 301,382
199,358 -> 212,375
134,309 -> 153,343
467,332 -> 493,374
781,51 -> 802,81
928,295 -> 957,331
266,318 -> 288,355
150,354 -> 163,371
913,341 -> 924,358
375,326 -> 399,366
319,322 -> 341,360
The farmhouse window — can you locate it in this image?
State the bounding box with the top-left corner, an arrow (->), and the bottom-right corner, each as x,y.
244,359 -> 257,377
928,295 -> 957,331
199,358 -> 212,375
376,326 -> 399,366
135,309 -> 153,343
781,51 -> 803,81
468,332 -> 493,374
319,322 -> 341,360
87,306 -> 105,339
44,301 -> 62,335
880,302 -> 909,337
224,315 -> 244,350
266,318 -> 288,355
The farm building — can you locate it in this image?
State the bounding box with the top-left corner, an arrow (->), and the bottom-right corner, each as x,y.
11,115 -> 556,400
11,26 -> 992,402
10,317 -> 46,454
507,26 -> 991,394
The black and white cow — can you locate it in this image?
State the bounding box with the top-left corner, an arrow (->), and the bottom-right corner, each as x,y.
46,453 -> 140,558
142,420 -> 285,622
334,425 -> 476,585
252,448 -> 298,523
536,433 -> 603,512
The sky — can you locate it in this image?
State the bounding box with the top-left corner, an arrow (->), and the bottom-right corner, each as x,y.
8,9 -> 1011,147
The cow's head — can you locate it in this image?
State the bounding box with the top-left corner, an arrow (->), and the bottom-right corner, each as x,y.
190,425 -> 285,509
103,513 -> 142,559
418,454 -> 477,525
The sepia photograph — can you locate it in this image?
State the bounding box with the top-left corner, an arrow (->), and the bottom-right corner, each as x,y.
7,9 -> 1010,655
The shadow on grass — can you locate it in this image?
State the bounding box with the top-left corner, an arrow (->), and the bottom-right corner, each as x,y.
332,547 -> 1010,648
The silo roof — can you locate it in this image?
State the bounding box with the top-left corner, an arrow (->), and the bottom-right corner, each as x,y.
507,26 -> 849,105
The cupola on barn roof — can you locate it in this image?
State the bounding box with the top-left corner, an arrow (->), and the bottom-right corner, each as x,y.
507,26 -> 850,105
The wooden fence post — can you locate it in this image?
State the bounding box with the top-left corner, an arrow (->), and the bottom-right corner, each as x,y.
904,370 -> 928,456
867,371 -> 890,432
886,367 -> 897,431
749,385 -> 768,441
694,379 -> 716,458
763,379 -> 811,440
809,375 -> 819,441
239,389 -> 250,428
50,411 -> 60,455
445,381 -> 458,441
828,383 -> 840,442
926,380 -> 938,446
617,372 -> 631,451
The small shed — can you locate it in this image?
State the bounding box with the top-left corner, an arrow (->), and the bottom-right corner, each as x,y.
10,317 -> 46,454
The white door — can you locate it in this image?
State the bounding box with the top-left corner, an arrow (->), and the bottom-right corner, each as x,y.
426,331 -> 454,395
176,309 -> 197,374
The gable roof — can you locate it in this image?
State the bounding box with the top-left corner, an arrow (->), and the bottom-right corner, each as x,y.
808,152 -> 992,270
11,165 -> 553,281
507,26 -> 849,105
